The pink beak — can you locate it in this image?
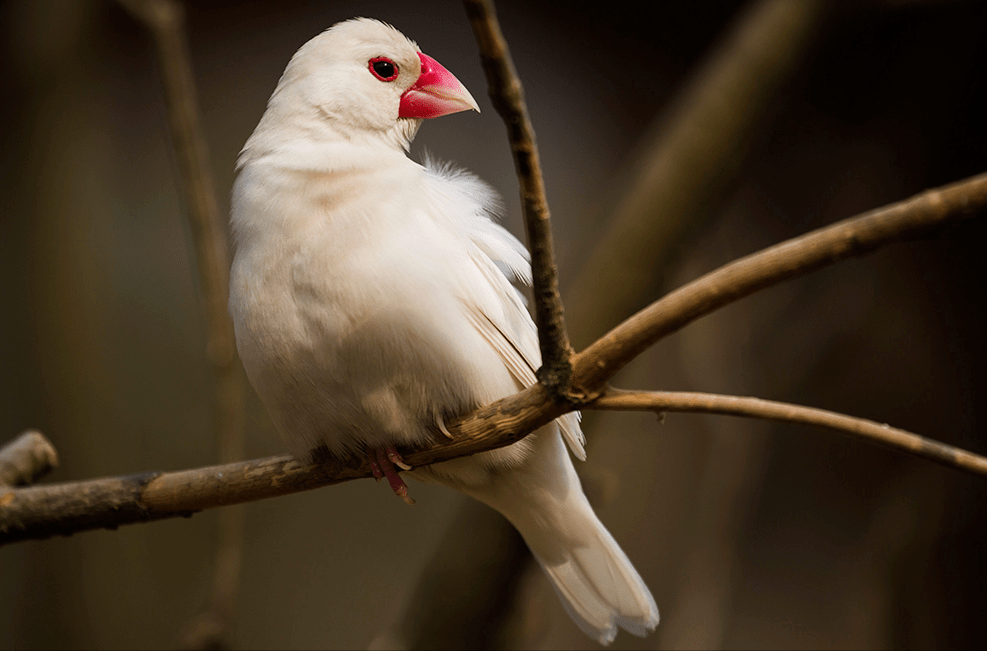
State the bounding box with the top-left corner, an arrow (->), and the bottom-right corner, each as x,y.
399,52 -> 480,119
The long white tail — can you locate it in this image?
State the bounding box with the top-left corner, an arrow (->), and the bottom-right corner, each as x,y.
457,427 -> 659,645
528,509 -> 659,644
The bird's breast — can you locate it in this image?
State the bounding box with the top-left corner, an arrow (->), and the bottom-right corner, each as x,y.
228,161 -> 501,457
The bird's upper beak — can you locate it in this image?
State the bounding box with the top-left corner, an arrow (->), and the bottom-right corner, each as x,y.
399,52 -> 480,119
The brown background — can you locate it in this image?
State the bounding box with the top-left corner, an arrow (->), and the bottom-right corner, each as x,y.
1,0 -> 986,648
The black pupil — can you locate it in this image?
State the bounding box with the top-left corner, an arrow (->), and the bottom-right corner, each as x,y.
373,60 -> 395,79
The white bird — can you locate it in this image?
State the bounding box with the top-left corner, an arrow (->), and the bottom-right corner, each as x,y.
228,18 -> 658,645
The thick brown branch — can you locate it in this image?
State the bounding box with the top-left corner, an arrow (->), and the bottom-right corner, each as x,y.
573,171 -> 987,396
0,385 -> 560,545
592,389 -> 987,477
462,0 -> 574,397
0,431 -> 59,487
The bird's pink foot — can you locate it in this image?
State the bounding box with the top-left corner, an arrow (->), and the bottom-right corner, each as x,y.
367,445 -> 415,505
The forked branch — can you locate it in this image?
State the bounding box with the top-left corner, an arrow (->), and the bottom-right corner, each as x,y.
2,3 -> 986,548
3,170 -> 987,544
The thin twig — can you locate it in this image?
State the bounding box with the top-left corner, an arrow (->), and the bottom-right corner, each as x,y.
573,170 -> 987,396
1,174 -> 985,545
591,389 -> 987,476
115,1 -> 245,648
462,0 -> 574,397
0,431 -> 59,486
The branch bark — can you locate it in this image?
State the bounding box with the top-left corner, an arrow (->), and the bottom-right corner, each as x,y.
462,0 -> 574,396
3,172 -> 986,545
2,171 -> 987,544
591,389 -> 987,476
0,384 -> 559,545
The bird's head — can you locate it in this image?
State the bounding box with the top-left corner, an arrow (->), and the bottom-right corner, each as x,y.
248,18 -> 479,155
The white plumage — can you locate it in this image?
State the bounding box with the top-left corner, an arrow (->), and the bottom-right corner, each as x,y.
229,18 -> 658,645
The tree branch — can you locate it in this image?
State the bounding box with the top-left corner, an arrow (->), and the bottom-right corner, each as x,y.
573,171 -> 987,396
395,2 -> 834,645
0,430 -> 58,487
462,0 -> 574,397
0,385 -> 560,545
591,389 -> 987,476
3,171 -> 986,544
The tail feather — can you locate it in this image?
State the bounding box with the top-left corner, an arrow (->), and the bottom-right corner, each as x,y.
452,425 -> 659,646
534,522 -> 659,645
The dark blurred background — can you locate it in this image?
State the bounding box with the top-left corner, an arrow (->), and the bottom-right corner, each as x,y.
1,0 -> 985,648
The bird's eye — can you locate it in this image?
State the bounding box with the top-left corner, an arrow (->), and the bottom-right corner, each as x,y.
369,57 -> 399,82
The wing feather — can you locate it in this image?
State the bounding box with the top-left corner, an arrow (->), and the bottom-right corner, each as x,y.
464,249 -> 586,461
424,156 -> 585,459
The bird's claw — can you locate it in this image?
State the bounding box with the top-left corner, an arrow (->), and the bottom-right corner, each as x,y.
387,444 -> 412,470
368,445 -> 415,504
436,414 -> 454,440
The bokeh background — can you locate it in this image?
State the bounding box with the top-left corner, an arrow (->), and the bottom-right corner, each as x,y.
2,0 -> 986,649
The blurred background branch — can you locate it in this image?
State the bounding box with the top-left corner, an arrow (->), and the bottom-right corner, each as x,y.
567,0 -> 832,347
0,431 -> 58,487
114,0 -> 244,648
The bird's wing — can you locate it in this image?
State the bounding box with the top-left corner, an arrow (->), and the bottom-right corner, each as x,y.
424,157 -> 585,459
462,250 -> 586,460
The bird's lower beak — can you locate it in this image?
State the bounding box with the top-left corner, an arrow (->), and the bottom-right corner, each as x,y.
399,52 -> 480,119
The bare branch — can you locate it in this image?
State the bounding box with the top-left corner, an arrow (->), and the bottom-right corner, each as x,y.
3,170 -> 986,544
573,171 -> 987,396
462,0 -> 574,396
592,389 -> 987,477
0,431 -> 59,487
396,2 -> 834,645
0,384 -> 559,545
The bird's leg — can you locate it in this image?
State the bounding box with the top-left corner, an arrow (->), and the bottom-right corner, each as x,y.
368,451 -> 384,482
368,445 -> 415,505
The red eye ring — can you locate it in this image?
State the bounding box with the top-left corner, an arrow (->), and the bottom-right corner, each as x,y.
369,57 -> 399,82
